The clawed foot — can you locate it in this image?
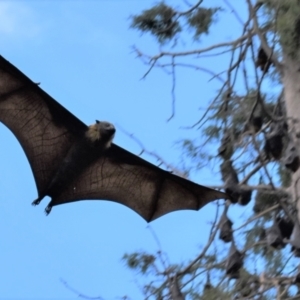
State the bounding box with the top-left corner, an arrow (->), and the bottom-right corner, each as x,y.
32,199 -> 41,206
45,205 -> 52,215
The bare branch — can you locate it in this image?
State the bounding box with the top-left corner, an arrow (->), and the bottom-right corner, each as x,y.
117,124 -> 188,178
60,278 -> 104,300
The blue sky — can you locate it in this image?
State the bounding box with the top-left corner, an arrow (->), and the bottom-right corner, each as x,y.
0,1 -> 247,299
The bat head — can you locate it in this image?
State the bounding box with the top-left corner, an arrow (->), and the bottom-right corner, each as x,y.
86,120 -> 115,147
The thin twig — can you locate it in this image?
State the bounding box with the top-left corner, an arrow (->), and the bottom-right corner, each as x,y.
60,278 -> 104,300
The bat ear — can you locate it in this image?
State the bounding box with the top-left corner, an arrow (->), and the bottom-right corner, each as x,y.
96,120 -> 100,124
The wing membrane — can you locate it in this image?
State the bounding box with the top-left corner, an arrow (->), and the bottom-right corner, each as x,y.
51,145 -> 226,222
0,56 -> 87,194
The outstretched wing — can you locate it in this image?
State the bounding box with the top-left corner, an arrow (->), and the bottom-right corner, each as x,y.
0,56 -> 87,195
0,55 -> 226,221
50,145 -> 227,222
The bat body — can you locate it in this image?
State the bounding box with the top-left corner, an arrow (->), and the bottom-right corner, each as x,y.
33,121 -> 116,214
0,56 -> 226,222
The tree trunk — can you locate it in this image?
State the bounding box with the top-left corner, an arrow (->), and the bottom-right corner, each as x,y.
282,55 -> 300,219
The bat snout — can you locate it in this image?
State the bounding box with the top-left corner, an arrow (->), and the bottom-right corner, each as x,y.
97,121 -> 116,145
107,125 -> 116,135
101,122 -> 116,136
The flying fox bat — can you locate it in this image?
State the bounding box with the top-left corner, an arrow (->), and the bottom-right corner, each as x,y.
0,56 -> 226,222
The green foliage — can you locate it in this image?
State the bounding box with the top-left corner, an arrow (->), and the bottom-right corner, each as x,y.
233,269 -> 259,298
126,1 -> 300,299
179,139 -> 214,168
130,2 -> 181,43
181,139 -> 199,158
122,252 -> 156,274
244,220 -> 265,249
277,164 -> 292,187
261,0 -> 300,58
203,125 -> 221,140
186,7 -> 219,39
130,2 -> 219,43
190,284 -> 231,300
253,189 -> 285,215
263,248 -> 286,274
201,90 -> 270,146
